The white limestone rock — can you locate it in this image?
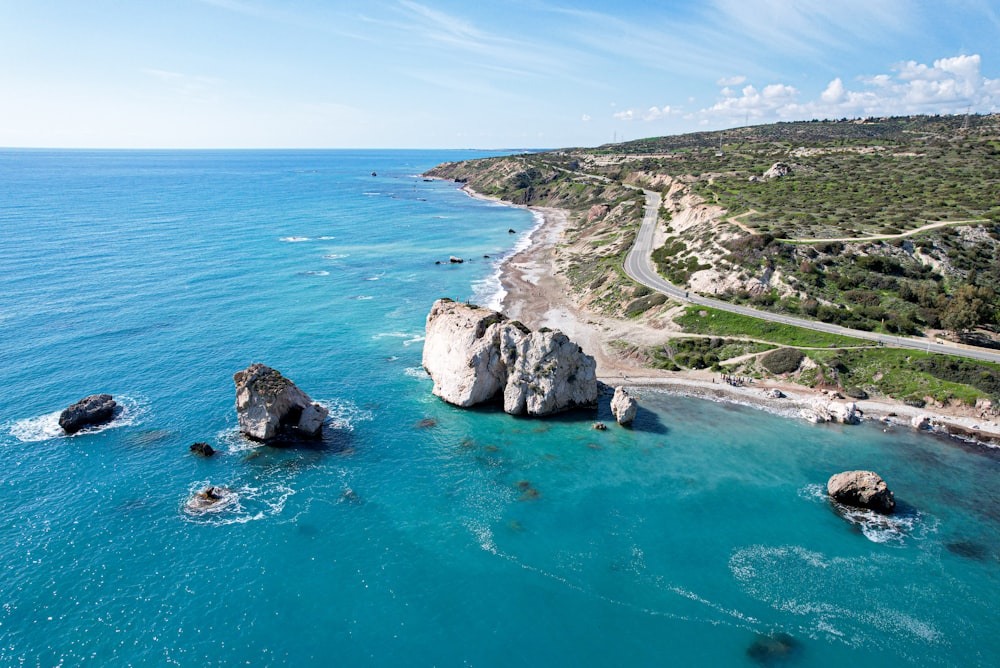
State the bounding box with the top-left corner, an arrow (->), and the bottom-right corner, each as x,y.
233,363 -> 329,441
422,299 -> 597,416
801,399 -> 859,425
911,414 -> 931,430
610,386 -> 638,426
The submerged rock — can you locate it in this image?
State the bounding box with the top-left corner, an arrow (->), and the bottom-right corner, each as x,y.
610,386 -> 638,426
827,470 -> 895,514
422,299 -> 597,416
59,394 -> 117,434
233,364 -> 328,441
185,485 -> 235,511
746,632 -> 800,664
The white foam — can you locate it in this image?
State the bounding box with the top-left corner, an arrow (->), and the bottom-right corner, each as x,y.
323,254 -> 349,260
402,336 -> 425,347
279,236 -> 310,242
404,367 -> 429,379
317,236 -> 336,240
300,270 -> 329,276
180,480 -> 296,526
354,295 -> 373,301
372,331 -> 417,340
472,209 -> 547,310
316,397 -> 374,433
7,396 -> 149,443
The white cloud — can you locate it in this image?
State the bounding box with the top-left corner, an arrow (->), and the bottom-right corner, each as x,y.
697,53 -> 1000,124
582,114 -> 592,122
612,105 -> 678,122
716,75 -> 746,86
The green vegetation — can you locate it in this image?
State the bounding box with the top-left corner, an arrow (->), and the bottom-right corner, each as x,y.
649,337 -> 774,371
675,306 -> 869,348
760,348 -> 805,374
806,348 -> 998,406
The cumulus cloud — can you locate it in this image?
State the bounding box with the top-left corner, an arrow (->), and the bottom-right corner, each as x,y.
581,114 -> 592,122
699,54 -> 999,124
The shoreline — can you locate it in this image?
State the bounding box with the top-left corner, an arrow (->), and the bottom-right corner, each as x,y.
454,183 -> 1000,449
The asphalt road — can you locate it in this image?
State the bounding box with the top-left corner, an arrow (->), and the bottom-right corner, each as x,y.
622,189 -> 1000,364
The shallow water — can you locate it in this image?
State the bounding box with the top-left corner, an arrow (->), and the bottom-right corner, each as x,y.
1,149 -> 997,666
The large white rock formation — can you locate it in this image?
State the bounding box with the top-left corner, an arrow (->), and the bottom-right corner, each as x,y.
422,299 -> 597,416
233,363 -> 329,441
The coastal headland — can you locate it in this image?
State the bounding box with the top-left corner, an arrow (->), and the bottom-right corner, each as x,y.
425,116 -> 1000,446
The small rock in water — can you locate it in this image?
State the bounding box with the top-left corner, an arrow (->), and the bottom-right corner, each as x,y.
186,485 -> 234,511
342,488 -> 362,503
190,442 -> 215,457
59,394 -> 117,434
415,418 -> 437,429
746,632 -> 800,664
507,228 -> 516,234
449,256 -> 464,264
592,422 -> 608,431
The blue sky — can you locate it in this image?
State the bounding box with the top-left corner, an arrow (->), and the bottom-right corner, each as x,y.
2,0 -> 998,148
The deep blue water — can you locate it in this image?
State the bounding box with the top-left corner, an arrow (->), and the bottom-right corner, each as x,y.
0,149 -> 997,666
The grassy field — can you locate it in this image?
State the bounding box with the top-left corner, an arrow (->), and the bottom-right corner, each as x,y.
675,306 -> 870,348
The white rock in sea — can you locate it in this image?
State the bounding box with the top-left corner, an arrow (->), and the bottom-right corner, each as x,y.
422,299 -> 597,416
801,399 -> 859,425
233,363 -> 329,441
610,386 -> 638,426
911,414 -> 931,430
827,470 -> 895,514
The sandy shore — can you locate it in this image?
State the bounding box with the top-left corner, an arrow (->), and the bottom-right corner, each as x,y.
473,188 -> 1000,447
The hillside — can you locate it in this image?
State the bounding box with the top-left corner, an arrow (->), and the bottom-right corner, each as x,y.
426,114 -> 1000,410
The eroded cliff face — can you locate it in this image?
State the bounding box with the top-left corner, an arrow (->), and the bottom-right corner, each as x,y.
422,299 -> 597,416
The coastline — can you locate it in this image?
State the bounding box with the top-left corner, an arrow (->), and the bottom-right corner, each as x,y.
456,184 -> 1000,448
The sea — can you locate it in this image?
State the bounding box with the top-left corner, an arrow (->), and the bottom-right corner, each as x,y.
0,149 -> 997,667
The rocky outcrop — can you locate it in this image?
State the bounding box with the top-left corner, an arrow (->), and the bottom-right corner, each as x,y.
190,442 -> 215,457
911,414 -> 931,430
827,470 -> 895,514
763,162 -> 792,179
422,299 -> 597,416
59,394 -> 117,434
610,386 -> 638,426
763,388 -> 785,399
801,400 -> 859,425
233,364 -> 329,441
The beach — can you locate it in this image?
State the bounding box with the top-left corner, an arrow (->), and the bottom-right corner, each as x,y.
473,186 -> 1000,446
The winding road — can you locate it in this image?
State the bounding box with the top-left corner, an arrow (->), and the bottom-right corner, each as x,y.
623,189 -> 1000,365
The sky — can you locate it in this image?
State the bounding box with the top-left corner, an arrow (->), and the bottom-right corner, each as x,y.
1,0 -> 999,148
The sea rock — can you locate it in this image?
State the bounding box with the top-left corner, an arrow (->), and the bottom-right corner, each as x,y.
763,162 -> 792,179
764,388 -> 785,399
592,422 -> 607,431
911,414 -> 931,430
58,394 -> 117,434
190,442 -> 215,457
449,256 -> 464,264
827,470 -> 895,514
801,399 -> 859,425
233,363 -> 329,441
422,299 -> 597,416
610,386 -> 638,426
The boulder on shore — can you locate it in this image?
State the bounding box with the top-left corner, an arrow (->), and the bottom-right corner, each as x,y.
610,386 -> 638,426
59,394 -> 117,434
233,364 -> 329,441
827,470 -> 895,514
801,400 -> 859,425
422,299 -> 597,416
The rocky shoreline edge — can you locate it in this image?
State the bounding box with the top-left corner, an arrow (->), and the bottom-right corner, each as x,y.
448,183 -> 1000,450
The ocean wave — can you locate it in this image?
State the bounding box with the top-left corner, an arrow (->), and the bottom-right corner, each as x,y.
372,331 -> 417,340
730,543 -> 943,647
317,397 -> 374,432
404,367 -> 429,379
299,270 -> 330,277
279,236 -> 310,242
7,396 -> 149,443
181,479 -> 296,526
363,273 -> 384,281
317,235 -> 336,240
323,254 -> 349,260
354,295 -> 373,300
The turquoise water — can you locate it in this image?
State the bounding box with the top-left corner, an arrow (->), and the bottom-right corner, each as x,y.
1,150 -> 997,666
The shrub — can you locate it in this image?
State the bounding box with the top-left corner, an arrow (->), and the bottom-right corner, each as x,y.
760,347 -> 806,374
